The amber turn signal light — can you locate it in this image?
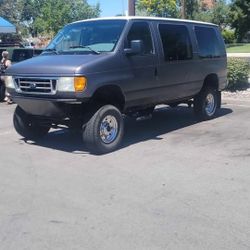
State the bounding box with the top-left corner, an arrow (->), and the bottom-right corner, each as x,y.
74,76 -> 87,92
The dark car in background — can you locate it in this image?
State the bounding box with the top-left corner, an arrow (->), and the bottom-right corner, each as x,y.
5,17 -> 227,154
0,48 -> 43,101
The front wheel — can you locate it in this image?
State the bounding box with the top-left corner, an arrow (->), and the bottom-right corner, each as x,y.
82,105 -> 124,154
194,87 -> 219,120
13,106 -> 50,140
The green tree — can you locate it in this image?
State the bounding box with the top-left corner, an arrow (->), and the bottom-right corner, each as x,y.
19,0 -> 46,36
33,0 -> 71,36
176,0 -> 199,19
31,0 -> 100,36
194,0 -> 230,29
0,0 -> 100,37
137,0 -> 178,17
210,0 -> 230,29
185,0 -> 199,19
230,0 -> 250,41
0,0 -> 23,28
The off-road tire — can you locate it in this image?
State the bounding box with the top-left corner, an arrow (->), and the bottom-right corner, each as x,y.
82,105 -> 124,154
13,106 -> 50,139
194,87 -> 219,120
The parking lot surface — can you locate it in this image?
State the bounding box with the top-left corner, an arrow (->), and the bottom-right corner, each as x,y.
0,99 -> 250,250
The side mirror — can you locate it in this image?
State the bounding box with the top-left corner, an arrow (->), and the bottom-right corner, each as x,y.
124,40 -> 144,55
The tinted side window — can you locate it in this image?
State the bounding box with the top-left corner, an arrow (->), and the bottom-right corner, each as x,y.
195,26 -> 223,58
127,22 -> 153,54
159,24 -> 192,61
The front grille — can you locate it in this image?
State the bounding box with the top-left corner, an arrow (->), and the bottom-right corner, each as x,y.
15,78 -> 57,95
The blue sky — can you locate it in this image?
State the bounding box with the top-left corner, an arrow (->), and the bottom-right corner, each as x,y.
88,0 -> 128,17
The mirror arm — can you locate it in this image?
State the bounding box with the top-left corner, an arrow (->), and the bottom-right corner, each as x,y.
124,48 -> 134,55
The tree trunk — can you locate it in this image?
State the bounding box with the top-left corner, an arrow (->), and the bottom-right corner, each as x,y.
181,0 -> 186,19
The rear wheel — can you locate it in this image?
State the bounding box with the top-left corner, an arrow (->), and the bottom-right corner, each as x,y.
82,105 -> 124,154
194,87 -> 219,120
0,83 -> 5,102
13,106 -> 50,139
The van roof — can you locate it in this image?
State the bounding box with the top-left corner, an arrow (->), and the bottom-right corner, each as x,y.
73,16 -> 218,27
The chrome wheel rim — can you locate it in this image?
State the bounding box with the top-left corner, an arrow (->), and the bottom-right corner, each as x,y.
205,93 -> 216,116
100,115 -> 118,144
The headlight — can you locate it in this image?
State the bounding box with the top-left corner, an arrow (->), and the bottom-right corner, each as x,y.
57,77 -> 74,92
4,76 -> 15,89
57,77 -> 87,92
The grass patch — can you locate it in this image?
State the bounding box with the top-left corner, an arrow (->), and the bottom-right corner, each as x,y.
227,43 -> 250,53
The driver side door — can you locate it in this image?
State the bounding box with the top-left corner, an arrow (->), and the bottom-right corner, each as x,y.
122,21 -> 159,107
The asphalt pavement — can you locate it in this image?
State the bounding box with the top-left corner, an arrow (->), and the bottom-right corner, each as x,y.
0,98 -> 250,250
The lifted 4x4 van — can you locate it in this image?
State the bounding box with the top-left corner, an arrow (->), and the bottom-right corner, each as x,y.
5,17 -> 227,154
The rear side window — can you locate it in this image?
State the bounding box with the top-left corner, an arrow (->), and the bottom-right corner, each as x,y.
159,24 -> 192,61
195,26 -> 224,58
127,22 -> 153,54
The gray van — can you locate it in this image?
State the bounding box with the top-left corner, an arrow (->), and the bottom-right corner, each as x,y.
5,17 -> 227,154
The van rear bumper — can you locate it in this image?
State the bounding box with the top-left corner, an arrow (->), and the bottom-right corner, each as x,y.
12,96 -> 87,118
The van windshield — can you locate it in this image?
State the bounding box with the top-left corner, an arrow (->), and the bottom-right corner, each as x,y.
45,20 -> 127,54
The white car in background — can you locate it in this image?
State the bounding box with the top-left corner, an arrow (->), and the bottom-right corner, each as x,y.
22,41 -> 35,48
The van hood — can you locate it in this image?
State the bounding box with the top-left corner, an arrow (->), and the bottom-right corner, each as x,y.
6,53 -> 107,76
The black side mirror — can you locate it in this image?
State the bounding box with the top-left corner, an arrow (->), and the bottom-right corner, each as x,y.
124,40 -> 144,55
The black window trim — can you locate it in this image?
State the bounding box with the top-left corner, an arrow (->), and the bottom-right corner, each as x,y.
157,22 -> 193,62
125,20 -> 156,56
194,25 -> 223,59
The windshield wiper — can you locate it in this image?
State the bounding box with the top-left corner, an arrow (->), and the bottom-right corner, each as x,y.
43,48 -> 59,54
69,45 -> 100,55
